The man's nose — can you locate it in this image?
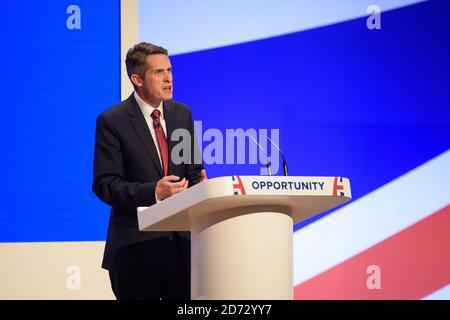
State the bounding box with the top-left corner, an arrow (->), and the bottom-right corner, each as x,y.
163,71 -> 172,82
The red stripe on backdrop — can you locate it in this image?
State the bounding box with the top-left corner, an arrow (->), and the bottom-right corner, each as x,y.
294,205 -> 450,300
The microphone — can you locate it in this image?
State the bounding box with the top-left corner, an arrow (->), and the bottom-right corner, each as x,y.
266,135 -> 288,176
249,136 -> 272,176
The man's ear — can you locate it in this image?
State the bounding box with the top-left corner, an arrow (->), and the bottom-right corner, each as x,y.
131,74 -> 143,87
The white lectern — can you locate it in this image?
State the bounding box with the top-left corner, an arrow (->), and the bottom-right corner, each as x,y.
138,176 -> 351,300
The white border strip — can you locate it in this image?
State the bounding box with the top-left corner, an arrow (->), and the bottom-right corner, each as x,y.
422,284 -> 450,300
120,0 -> 138,100
139,0 -> 426,55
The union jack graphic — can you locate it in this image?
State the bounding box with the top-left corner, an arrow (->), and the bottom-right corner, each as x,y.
333,177 -> 345,197
293,151 -> 450,299
232,176 -> 247,195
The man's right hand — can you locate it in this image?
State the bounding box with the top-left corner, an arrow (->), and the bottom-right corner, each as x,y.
155,175 -> 189,201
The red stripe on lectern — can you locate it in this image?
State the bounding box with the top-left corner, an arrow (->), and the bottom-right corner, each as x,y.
294,204 -> 450,300
333,177 -> 344,196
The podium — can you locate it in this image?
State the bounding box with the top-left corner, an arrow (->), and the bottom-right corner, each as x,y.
138,176 -> 351,300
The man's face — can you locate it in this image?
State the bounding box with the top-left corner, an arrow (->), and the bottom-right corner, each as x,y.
136,54 -> 173,105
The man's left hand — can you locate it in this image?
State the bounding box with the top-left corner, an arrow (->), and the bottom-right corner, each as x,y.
200,169 -> 208,182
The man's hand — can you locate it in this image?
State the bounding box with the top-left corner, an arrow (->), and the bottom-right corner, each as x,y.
156,175 -> 189,201
200,169 -> 208,182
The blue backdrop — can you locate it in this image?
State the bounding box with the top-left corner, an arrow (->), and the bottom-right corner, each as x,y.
0,0 -> 448,241
0,1 -> 120,241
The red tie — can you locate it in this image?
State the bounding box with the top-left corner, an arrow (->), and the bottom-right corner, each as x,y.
151,109 -> 169,176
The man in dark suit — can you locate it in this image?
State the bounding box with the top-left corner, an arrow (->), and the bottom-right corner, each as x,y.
92,42 -> 206,300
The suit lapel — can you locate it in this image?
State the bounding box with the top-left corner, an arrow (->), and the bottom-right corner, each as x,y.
127,95 -> 163,177
163,101 -> 175,175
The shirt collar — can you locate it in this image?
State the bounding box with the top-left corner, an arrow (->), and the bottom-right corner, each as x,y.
134,91 -> 164,120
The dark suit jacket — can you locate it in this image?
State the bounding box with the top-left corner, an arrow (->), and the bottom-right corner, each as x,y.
92,93 -> 203,271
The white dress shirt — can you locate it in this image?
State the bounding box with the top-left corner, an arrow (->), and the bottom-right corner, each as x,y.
134,91 -> 168,202
134,91 -> 168,167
